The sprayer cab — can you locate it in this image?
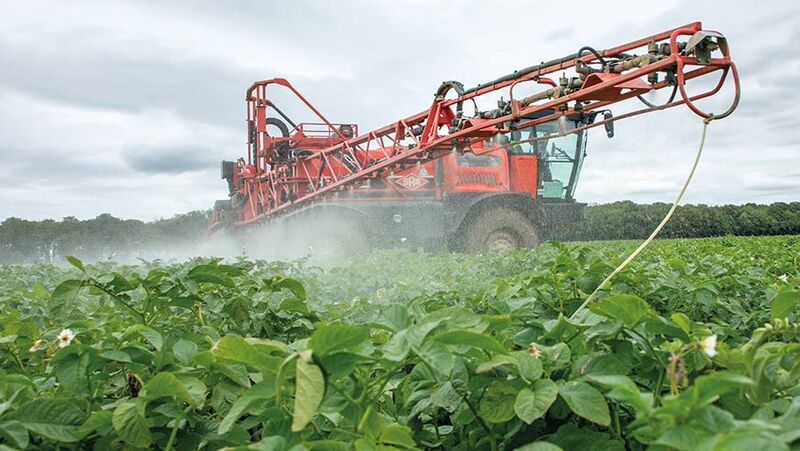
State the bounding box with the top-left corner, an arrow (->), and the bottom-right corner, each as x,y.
209,22 -> 738,253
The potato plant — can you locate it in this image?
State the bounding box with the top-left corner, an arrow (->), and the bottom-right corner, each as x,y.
0,235 -> 798,450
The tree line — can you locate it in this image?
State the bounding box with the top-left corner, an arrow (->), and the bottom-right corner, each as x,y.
1,202 -> 798,263
0,212 -> 209,264
551,201 -> 800,241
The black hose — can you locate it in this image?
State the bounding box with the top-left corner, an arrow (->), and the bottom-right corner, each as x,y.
577,46 -> 606,65
265,101 -> 298,129
463,52 -> 581,95
266,117 -> 290,137
636,83 -> 679,109
463,45 -> 610,95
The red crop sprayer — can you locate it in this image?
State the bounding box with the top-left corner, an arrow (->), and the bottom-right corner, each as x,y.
208,22 -> 739,255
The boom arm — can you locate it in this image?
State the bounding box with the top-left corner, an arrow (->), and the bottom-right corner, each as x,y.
209,21 -> 739,233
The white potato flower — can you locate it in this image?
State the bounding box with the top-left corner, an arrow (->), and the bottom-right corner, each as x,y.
57,329 -> 75,348
699,334 -> 717,358
778,274 -> 789,283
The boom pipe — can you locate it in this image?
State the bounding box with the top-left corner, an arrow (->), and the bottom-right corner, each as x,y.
211,21 -> 738,231
450,21 -> 702,103
493,66 -> 731,154
518,64 -> 731,138
453,64 -> 727,160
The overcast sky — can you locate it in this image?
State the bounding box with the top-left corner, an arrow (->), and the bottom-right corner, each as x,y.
1,0 -> 798,221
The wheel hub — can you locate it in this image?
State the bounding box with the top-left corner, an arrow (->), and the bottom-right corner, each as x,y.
485,230 -> 519,251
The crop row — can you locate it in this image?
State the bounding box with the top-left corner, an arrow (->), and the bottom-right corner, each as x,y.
0,235 -> 798,450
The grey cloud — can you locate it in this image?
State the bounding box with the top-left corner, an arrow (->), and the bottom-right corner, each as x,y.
621,184 -> 683,196
123,145 -> 219,174
0,34 -> 247,126
0,143 -> 118,181
746,181 -> 800,194
542,27 -> 575,43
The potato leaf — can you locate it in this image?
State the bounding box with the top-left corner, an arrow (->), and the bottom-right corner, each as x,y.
558,381 -> 610,426
515,379 -> 558,424
213,335 -> 281,374
310,323 -> 369,357
771,291 -> 800,320
434,329 -> 507,354
112,401 -> 151,449
590,294 -> 654,329
14,398 -> 85,443
478,382 -> 518,423
291,352 -> 325,432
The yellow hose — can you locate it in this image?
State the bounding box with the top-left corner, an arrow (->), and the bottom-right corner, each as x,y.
570,116 -> 713,320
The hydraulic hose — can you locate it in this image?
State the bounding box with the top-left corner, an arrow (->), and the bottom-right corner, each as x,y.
577,46 -> 607,65
637,83 -> 679,109
570,116 -> 714,319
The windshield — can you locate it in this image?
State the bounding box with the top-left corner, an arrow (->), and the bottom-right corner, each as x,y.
506,120 -> 586,199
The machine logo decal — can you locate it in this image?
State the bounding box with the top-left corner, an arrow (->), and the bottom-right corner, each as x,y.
388,168 -> 433,191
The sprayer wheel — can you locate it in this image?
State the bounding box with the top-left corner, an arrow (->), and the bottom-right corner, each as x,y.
462,207 -> 539,253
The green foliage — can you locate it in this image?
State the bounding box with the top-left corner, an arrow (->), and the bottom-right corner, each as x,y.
13,399 -> 85,443
514,379 -> 558,424
549,201 -> 800,241
771,291 -> 800,320
112,400 -> 151,448
590,294 -> 654,328
0,235 -> 798,449
291,353 -> 325,433
558,381 -> 610,426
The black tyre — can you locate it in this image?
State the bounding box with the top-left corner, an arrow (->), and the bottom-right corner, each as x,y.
462,207 -> 539,253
